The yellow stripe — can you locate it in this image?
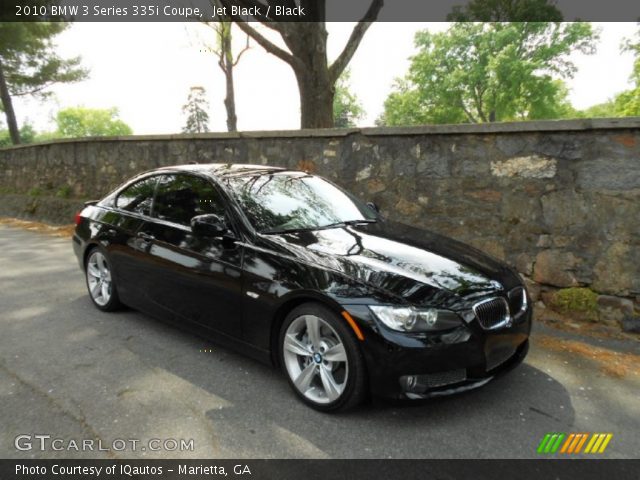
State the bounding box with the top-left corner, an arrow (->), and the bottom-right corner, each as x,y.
574,434 -> 588,454
598,434 -> 613,453
590,434 -> 605,453
560,434 -> 575,453
584,434 -> 598,453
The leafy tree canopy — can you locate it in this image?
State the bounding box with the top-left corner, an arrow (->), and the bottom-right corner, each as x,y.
55,107 -> 132,138
575,26 -> 640,118
0,22 -> 88,144
0,124 -> 36,147
0,23 -> 87,97
614,28 -> 640,116
381,22 -> 597,126
333,70 -> 365,128
447,0 -> 563,22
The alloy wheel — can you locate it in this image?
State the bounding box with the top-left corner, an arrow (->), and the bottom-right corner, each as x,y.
282,314 -> 349,404
86,251 -> 112,307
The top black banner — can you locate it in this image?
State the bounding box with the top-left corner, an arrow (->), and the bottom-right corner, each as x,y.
1,0 -> 639,22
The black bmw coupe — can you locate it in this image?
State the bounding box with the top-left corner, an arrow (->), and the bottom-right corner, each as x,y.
73,163 -> 531,411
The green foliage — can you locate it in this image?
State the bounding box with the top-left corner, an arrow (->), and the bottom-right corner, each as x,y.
182,86 -> 210,133
614,28 -> 640,116
0,123 -> 37,147
447,0 -> 563,21
577,27 -> 640,118
576,100 -> 619,118
381,22 -> 597,126
0,23 -> 87,97
0,22 -> 88,144
333,70 -> 365,128
28,186 -> 43,197
56,185 -> 72,198
551,287 -> 599,321
55,107 -> 133,138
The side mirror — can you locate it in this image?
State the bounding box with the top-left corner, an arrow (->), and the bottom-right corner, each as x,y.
366,201 -> 380,214
191,214 -> 227,237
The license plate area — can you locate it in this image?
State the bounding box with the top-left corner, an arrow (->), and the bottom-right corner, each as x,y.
484,334 -> 525,372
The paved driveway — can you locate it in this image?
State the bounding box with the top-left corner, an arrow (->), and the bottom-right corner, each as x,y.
1,224 -> 638,459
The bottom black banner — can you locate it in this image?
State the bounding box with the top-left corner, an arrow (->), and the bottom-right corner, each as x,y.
2,459 -> 639,480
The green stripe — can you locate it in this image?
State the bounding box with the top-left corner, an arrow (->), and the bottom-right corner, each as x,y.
544,434 -> 558,453
537,433 -> 552,454
550,433 -> 565,453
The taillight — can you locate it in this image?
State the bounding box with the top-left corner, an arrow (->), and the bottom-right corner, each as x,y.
74,212 -> 82,226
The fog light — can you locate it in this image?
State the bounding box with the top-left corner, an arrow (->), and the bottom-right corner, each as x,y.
400,369 -> 468,393
399,375 -> 421,393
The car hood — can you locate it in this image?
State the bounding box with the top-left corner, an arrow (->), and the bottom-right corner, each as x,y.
258,220 -> 520,308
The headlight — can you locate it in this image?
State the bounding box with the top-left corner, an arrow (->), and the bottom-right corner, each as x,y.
369,305 -> 463,332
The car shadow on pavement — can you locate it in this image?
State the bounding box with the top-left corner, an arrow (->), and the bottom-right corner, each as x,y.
36,297 -> 577,459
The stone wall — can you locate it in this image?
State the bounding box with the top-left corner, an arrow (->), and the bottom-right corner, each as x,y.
1,118 -> 639,316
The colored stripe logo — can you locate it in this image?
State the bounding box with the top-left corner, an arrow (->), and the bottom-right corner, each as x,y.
537,433 -> 613,454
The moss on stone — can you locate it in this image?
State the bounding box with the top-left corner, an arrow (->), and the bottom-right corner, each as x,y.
56,185 -> 72,199
550,287 -> 599,321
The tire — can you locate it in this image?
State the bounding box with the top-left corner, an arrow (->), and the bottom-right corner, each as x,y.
279,302 -> 367,412
85,247 -> 122,312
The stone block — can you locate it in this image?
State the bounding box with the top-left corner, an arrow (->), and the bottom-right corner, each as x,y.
533,250 -> 580,287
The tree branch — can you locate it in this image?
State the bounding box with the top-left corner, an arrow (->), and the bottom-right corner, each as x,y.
12,83 -> 56,97
328,0 -> 383,82
459,99 -> 478,123
233,34 -> 251,67
231,20 -> 298,68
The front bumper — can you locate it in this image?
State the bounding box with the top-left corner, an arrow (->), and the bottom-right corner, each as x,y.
344,305 -> 532,400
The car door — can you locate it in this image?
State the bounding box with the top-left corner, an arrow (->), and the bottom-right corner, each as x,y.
107,174 -> 160,309
138,173 -> 244,339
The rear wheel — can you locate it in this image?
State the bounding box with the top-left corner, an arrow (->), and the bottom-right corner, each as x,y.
85,247 -> 122,312
279,303 -> 367,412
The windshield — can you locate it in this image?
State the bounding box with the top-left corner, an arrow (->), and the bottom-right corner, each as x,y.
224,171 -> 377,233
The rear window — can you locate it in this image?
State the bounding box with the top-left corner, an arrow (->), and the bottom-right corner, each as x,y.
115,176 -> 158,216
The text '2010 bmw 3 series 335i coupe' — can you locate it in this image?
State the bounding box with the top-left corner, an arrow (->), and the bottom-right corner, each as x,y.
73,163 -> 531,412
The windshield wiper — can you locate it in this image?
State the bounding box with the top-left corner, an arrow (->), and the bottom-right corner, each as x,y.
261,226 -> 317,235
322,219 -> 377,229
261,219 -> 376,235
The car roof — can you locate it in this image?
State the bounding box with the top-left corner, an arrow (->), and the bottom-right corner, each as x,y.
166,163 -> 288,179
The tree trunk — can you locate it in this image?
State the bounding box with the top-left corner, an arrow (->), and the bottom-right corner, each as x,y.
0,58 -> 21,145
295,68 -> 335,129
226,0 -> 382,129
287,24 -> 335,129
222,34 -> 238,132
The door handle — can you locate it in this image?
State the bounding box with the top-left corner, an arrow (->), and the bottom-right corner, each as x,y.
137,232 -> 155,241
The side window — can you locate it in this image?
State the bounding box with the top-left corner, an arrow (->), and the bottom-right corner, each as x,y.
153,174 -> 226,226
115,176 -> 158,216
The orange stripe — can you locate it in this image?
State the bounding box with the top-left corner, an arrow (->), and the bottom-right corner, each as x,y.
560,434 -> 575,453
567,434 -> 582,453
342,311 -> 365,341
574,434 -> 589,453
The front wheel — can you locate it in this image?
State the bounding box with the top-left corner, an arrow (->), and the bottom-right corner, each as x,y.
85,247 -> 122,312
279,303 -> 367,412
